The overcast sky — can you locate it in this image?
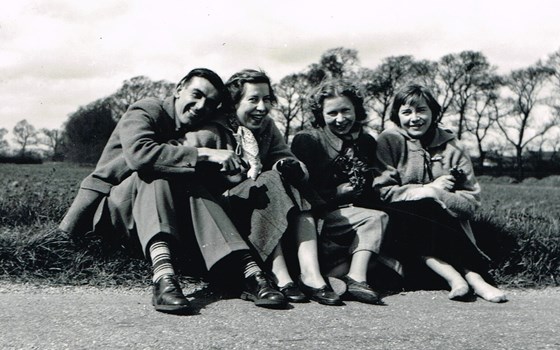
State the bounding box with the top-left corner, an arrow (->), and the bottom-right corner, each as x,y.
1,0 -> 559,136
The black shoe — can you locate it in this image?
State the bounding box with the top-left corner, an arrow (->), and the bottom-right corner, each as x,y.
279,282 -> 308,303
241,272 -> 287,309
342,276 -> 384,305
298,277 -> 343,306
152,275 -> 192,314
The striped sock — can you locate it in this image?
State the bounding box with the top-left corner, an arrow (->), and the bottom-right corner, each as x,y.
149,240 -> 175,283
240,252 -> 262,278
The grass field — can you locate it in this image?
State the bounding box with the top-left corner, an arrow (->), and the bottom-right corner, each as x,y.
0,163 -> 558,288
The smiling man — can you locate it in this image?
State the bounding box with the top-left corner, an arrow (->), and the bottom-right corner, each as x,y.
60,68 -> 286,314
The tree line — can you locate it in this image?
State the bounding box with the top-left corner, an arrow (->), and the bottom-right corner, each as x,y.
2,47 -> 560,180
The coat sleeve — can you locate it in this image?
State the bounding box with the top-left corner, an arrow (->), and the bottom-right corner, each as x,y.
119,99 -> 199,174
291,132 -> 332,208
262,120 -> 297,170
434,141 -> 481,219
373,132 -> 432,202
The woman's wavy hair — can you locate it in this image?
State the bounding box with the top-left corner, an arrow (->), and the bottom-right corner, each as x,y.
307,79 -> 367,128
225,69 -> 278,109
389,83 -> 442,127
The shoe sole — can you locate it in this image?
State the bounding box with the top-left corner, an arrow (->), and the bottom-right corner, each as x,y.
240,291 -> 287,309
152,298 -> 193,314
310,296 -> 343,306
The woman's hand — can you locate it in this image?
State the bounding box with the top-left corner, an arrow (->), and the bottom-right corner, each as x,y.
425,175 -> 456,192
336,182 -> 362,200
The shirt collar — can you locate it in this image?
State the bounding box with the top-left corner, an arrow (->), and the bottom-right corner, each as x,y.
322,125 -> 361,151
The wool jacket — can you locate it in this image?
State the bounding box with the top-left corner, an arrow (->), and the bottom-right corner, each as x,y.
373,126 -> 481,220
291,126 -> 378,208
60,96 -> 200,235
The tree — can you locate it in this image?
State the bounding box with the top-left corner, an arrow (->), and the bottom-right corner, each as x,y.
464,74 -> 503,171
274,73 -> 311,141
62,99 -> 116,163
363,56 -> 417,131
496,64 -> 556,180
436,51 -> 495,139
39,128 -> 63,160
12,119 -> 38,155
319,47 -> 360,79
0,128 -> 8,150
108,76 -> 175,121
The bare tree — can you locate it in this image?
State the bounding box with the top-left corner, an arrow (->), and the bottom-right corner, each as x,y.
464,74 -> 502,171
362,56 -> 416,132
319,47 -> 360,79
496,64 -> 556,180
436,51 -> 495,139
39,128 -> 63,160
12,119 -> 38,155
0,128 -> 8,150
274,73 -> 310,141
108,76 -> 175,121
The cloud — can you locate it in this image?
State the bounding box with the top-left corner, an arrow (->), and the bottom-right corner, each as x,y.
1,0 -> 559,136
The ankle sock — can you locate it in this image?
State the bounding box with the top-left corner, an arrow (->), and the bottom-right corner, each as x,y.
149,240 -> 175,283
240,252 -> 262,278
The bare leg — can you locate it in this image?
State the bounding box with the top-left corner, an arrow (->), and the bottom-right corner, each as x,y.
294,211 -> 328,289
423,256 -> 470,300
270,244 -> 293,288
464,270 -> 507,303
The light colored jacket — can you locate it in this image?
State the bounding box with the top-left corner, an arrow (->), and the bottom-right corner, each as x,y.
373,126 -> 484,254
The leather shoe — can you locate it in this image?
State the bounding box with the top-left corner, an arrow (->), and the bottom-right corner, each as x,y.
279,282 -> 308,303
298,277 -> 343,306
241,272 -> 287,309
152,275 -> 192,314
342,276 -> 384,305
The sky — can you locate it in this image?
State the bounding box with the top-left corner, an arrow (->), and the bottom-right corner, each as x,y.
1,0 -> 559,139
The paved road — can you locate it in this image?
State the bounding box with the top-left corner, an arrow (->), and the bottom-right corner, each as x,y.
1,283 -> 558,349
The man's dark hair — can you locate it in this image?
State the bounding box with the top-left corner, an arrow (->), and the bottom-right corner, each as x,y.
176,68 -> 230,107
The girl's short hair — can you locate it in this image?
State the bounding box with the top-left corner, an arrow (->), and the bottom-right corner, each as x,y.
307,79 -> 367,128
225,69 -> 278,107
389,84 -> 442,127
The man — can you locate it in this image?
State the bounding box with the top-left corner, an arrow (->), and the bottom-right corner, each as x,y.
60,68 -> 286,314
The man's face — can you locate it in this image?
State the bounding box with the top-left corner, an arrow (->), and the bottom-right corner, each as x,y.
174,77 -> 221,128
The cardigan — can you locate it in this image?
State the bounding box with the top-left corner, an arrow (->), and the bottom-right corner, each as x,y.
373,126 -> 481,220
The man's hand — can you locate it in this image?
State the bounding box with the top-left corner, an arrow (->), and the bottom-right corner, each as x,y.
197,147 -> 244,174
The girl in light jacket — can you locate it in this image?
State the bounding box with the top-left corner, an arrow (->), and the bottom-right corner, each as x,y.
373,83 -> 507,303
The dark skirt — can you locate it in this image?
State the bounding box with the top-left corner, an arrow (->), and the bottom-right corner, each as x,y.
378,199 -> 490,287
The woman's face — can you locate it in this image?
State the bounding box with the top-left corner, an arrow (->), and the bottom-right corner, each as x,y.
235,83 -> 272,131
322,96 -> 357,137
397,96 -> 433,139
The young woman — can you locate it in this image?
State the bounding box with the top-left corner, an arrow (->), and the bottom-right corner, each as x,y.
184,69 -> 342,306
373,83 -> 507,303
291,79 -> 400,305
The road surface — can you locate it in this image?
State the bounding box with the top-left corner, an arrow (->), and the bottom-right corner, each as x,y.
1,283 -> 558,349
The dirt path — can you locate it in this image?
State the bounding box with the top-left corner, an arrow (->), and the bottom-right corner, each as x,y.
1,283 -> 558,349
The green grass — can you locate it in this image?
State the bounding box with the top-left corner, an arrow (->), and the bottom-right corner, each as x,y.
0,163 -> 558,288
